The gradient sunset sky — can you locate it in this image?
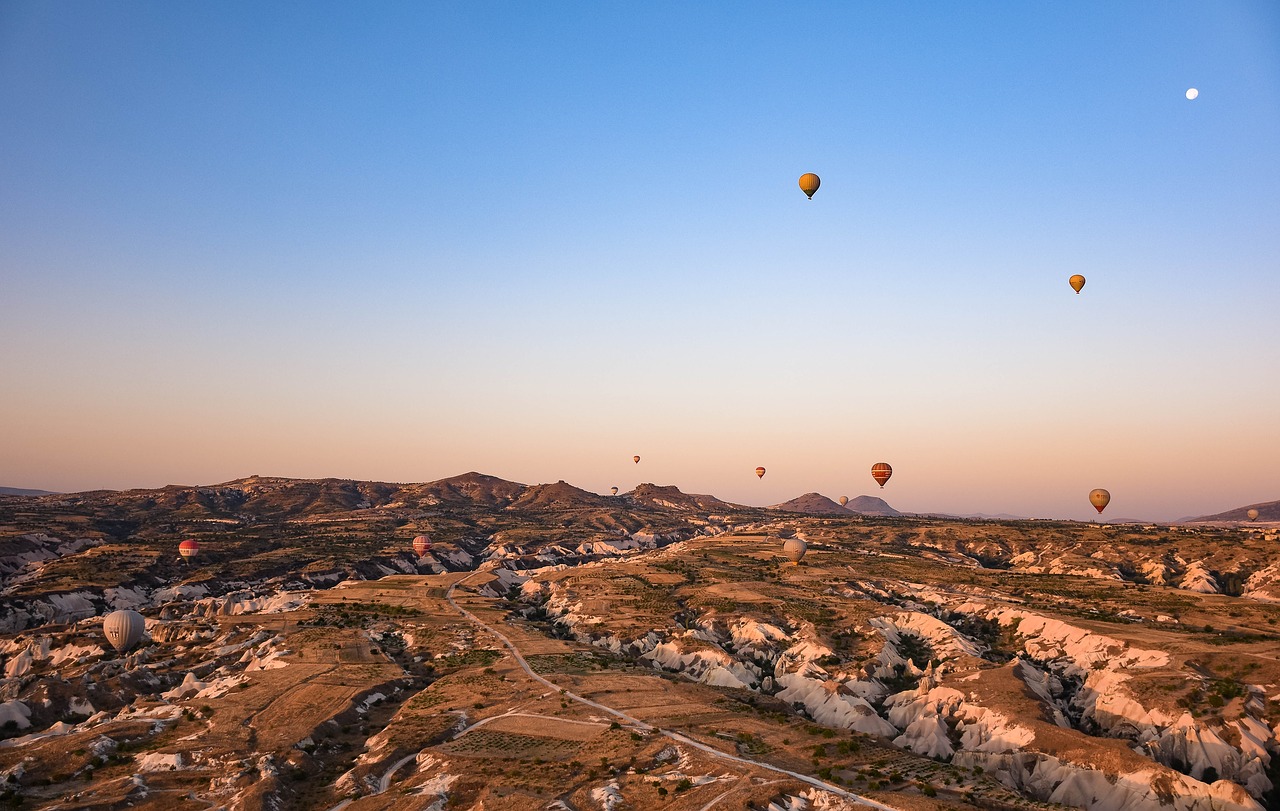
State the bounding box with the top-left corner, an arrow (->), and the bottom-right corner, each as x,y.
2,2 -> 1277,521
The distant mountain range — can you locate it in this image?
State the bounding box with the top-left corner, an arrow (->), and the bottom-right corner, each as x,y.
3,474 -> 1272,525
917,511 -> 1032,521
0,486 -> 58,496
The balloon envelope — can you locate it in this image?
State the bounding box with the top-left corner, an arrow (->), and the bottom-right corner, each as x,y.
755,467 -> 766,479
103,609 -> 146,653
1069,274 -> 1086,294
871,463 -> 893,488
1089,489 -> 1111,514
782,537 -> 808,563
798,173 -> 820,199
178,539 -> 199,559
838,496 -> 849,507
610,487 -> 619,495
1247,509 -> 1260,521
633,455 -> 641,464
412,535 -> 432,556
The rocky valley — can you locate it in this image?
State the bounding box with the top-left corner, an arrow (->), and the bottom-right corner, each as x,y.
2,474 -> 1278,811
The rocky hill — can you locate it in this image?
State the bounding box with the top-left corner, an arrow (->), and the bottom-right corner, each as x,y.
845,494 -> 901,516
1188,499 -> 1280,523
770,492 -> 850,514
624,482 -> 739,512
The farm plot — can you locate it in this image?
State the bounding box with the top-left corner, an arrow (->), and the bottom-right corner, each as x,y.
442,729 -> 585,760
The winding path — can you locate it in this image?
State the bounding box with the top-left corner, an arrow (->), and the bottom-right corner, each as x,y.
445,573 -> 903,811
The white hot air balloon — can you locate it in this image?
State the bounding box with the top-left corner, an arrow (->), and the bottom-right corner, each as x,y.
782,537 -> 808,564
103,609 -> 146,653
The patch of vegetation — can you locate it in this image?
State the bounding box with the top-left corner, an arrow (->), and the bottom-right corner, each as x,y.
434,649 -> 502,670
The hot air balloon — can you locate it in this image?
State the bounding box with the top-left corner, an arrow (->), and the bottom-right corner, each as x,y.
103,609 -> 146,653
755,467 -> 766,479
1069,274 -> 1086,294
798,173 -> 820,199
838,496 -> 849,507
610,487 -> 619,496
782,537 -> 808,564
178,539 -> 199,561
1247,509 -> 1260,522
871,463 -> 892,488
1089,489 -> 1110,514
633,456 -> 641,464
412,535 -> 432,556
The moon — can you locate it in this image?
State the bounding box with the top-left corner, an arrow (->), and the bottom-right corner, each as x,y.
1186,88 -> 1199,100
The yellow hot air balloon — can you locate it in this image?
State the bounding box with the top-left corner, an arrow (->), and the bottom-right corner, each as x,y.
755,467 -> 766,479
1247,508 -> 1260,522
871,463 -> 892,488
1069,274 -> 1086,294
633,455 -> 641,464
1089,489 -> 1110,514
611,486 -> 619,496
838,496 -> 849,507
798,173 -> 820,199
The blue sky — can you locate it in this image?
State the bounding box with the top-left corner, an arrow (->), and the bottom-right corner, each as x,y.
2,2 -> 1277,520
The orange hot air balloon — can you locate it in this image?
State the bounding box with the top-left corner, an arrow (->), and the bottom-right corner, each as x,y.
610,487 -> 619,495
1069,274 -> 1086,294
798,173 -> 820,199
1247,508 -> 1260,522
633,455 -> 641,464
755,467 -> 766,479
412,535 -> 432,556
1089,489 -> 1110,514
871,463 -> 892,488
178,539 -> 199,560
838,496 -> 849,507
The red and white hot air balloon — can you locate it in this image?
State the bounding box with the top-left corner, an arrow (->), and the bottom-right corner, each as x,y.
412,535 -> 432,556
755,467 -> 766,479
178,539 -> 199,561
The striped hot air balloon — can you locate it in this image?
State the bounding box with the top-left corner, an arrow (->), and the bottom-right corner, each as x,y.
178,539 -> 199,560
103,610 -> 146,653
871,463 -> 892,488
798,173 -> 820,199
755,467 -> 766,479
782,537 -> 808,564
412,535 -> 432,556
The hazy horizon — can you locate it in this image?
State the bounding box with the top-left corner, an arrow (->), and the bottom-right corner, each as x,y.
2,3 -> 1277,523
0,467 -> 1264,523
